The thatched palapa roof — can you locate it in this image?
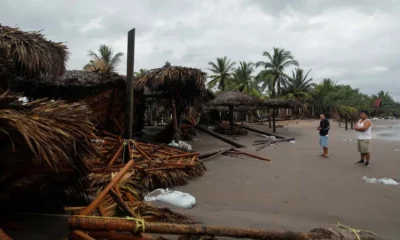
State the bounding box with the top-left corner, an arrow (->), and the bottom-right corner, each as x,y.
261,98 -> 298,108
134,64 -> 208,98
11,70 -> 126,100
0,91 -> 98,173
209,90 -> 261,107
0,24 -> 69,78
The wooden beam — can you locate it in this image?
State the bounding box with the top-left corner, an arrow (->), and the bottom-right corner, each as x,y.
80,160 -> 135,216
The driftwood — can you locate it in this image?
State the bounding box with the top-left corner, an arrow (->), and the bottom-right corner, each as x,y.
68,216 -> 325,239
194,125 -> 245,148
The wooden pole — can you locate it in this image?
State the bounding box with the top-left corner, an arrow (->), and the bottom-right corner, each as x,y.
68,217 -> 325,239
272,108 -> 276,133
125,28 -> 135,139
267,108 -> 271,128
236,123 -> 285,139
109,189 -> 138,218
80,160 -> 135,216
194,124 -> 245,148
229,105 -> 234,134
171,94 -> 178,140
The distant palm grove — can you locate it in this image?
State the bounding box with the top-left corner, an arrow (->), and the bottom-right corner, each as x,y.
84,45 -> 399,119
206,47 -> 399,119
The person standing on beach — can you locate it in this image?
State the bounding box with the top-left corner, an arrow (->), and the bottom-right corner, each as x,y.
355,110 -> 372,167
318,114 -> 330,158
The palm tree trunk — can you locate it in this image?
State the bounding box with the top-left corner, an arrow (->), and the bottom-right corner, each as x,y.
277,82 -> 281,98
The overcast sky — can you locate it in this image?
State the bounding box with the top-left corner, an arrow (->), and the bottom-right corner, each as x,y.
2,0 -> 400,100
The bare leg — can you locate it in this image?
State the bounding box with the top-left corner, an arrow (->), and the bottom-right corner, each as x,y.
365,153 -> 370,162
360,153 -> 366,160
324,147 -> 328,157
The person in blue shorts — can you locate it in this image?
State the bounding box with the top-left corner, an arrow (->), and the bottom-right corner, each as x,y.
318,113 -> 330,158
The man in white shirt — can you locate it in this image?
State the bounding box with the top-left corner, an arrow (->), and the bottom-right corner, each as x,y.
354,110 -> 372,167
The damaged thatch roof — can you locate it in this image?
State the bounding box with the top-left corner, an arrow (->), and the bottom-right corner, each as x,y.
261,98 -> 298,108
0,24 -> 69,78
10,70 -> 125,100
0,91 -> 98,174
208,90 -> 261,107
134,64 -> 207,97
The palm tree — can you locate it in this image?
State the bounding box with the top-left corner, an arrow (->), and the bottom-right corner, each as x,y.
255,47 -> 299,98
281,68 -> 314,101
311,78 -> 344,117
83,45 -> 124,73
230,61 -> 261,96
135,68 -> 149,78
207,56 -> 236,91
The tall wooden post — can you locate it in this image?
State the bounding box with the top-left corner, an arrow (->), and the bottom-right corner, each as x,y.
272,108 -> 276,133
125,28 -> 135,139
229,105 -> 234,134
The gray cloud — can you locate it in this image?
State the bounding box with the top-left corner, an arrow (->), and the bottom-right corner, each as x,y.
1,0 -> 399,100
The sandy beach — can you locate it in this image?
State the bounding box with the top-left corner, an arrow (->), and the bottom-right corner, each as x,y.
159,119 -> 400,239
6,120 -> 400,239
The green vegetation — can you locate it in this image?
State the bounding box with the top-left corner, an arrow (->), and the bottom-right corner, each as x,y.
207,48 -> 400,118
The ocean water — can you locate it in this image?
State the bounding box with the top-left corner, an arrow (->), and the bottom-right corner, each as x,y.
373,120 -> 400,141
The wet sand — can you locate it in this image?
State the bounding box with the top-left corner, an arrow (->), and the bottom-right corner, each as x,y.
166,120 -> 400,239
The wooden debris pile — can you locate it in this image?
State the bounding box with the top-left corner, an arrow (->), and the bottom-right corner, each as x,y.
91,132 -> 206,190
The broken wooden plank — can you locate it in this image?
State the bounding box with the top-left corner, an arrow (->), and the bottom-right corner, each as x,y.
80,160 -> 135,216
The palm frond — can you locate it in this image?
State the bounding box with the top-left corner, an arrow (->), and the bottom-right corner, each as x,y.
0,24 -> 69,78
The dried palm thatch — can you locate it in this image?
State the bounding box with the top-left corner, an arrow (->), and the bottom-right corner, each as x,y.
0,24 -> 69,78
10,70 -> 127,133
209,91 -> 261,107
11,70 -> 126,99
135,65 -> 207,96
0,91 -> 98,173
0,46 -> 15,78
260,98 -> 298,108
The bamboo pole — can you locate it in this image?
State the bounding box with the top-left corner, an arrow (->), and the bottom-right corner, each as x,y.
68,217 -> 325,239
80,160 -> 135,216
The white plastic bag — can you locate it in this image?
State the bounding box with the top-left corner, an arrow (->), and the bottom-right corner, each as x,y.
144,188 -> 196,209
378,178 -> 399,185
362,176 -> 399,185
168,140 -> 192,151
